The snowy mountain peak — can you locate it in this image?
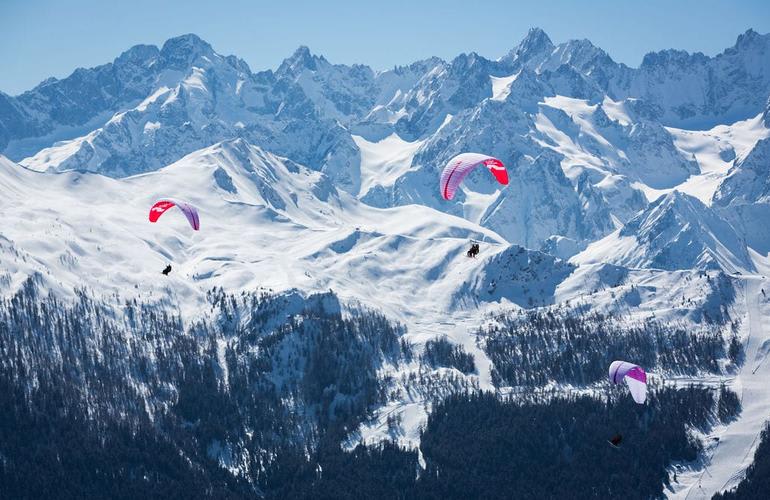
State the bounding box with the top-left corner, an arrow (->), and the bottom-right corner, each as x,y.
507,27 -> 555,65
277,45 -> 326,74
733,28 -> 767,51
114,43 -> 160,68
621,190 -> 698,236
546,38 -> 618,77
714,136 -> 770,206
520,27 -> 554,52
159,33 -> 216,69
575,190 -> 753,272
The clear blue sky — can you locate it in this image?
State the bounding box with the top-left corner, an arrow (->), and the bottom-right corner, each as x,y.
1,0 -> 769,95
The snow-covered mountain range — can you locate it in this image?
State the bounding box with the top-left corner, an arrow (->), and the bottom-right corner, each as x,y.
2,28 -> 770,498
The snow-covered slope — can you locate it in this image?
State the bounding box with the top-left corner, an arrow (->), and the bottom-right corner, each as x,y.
573,191 -> 753,273
711,107 -> 770,254
714,137 -> 770,207
0,145 -> 508,323
666,110 -> 770,204
454,244 -> 576,308
672,277 -> 770,498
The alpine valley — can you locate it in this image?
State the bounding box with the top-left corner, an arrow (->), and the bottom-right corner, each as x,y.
2,28 -> 770,499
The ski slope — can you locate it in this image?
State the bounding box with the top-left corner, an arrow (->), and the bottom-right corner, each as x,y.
672,276 -> 770,498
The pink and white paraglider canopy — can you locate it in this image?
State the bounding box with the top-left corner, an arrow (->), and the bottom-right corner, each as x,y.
608,360 -> 647,404
439,153 -> 508,201
149,199 -> 200,231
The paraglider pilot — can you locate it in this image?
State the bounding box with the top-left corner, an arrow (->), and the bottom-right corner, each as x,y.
162,264 -> 172,276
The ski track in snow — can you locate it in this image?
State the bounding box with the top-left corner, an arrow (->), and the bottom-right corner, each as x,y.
671,276 -> 770,499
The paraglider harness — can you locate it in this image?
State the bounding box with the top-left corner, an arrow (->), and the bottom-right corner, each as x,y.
467,241 -> 480,258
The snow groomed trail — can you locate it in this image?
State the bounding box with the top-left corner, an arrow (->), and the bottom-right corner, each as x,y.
673,276 -> 770,499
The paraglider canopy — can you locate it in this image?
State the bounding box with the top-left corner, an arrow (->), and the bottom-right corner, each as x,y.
149,199 -> 200,231
439,153 -> 508,201
608,360 -> 647,404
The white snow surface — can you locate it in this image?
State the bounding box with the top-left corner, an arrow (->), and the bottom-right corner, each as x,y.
572,191 -> 755,273
1,142 -> 506,324
353,133 -> 423,197
490,72 -> 519,101
665,113 -> 770,204
671,277 -> 770,498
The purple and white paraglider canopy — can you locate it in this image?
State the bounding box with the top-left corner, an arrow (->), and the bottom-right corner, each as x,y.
608,360 -> 647,404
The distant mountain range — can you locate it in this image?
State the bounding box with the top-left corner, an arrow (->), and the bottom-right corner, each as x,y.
3,28 -> 769,253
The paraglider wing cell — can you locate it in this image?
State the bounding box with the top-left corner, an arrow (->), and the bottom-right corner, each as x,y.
149,199 -> 200,231
439,153 -> 507,201
485,158 -> 508,185
624,366 -> 647,404
609,360 -> 647,404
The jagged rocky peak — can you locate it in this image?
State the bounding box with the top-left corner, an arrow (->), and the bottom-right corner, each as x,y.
159,33 -> 217,69
449,51 -> 488,71
640,48 -> 709,69
550,38 -> 616,70
278,45 -> 327,74
732,28 -> 767,51
114,43 -> 160,68
504,66 -> 553,106
508,27 -> 555,63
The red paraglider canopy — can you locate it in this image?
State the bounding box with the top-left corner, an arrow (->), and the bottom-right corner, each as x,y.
149,199 -> 200,231
439,153 -> 508,201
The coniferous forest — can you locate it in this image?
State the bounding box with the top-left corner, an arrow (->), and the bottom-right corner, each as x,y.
481,308 -> 735,387
0,277 -> 748,498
